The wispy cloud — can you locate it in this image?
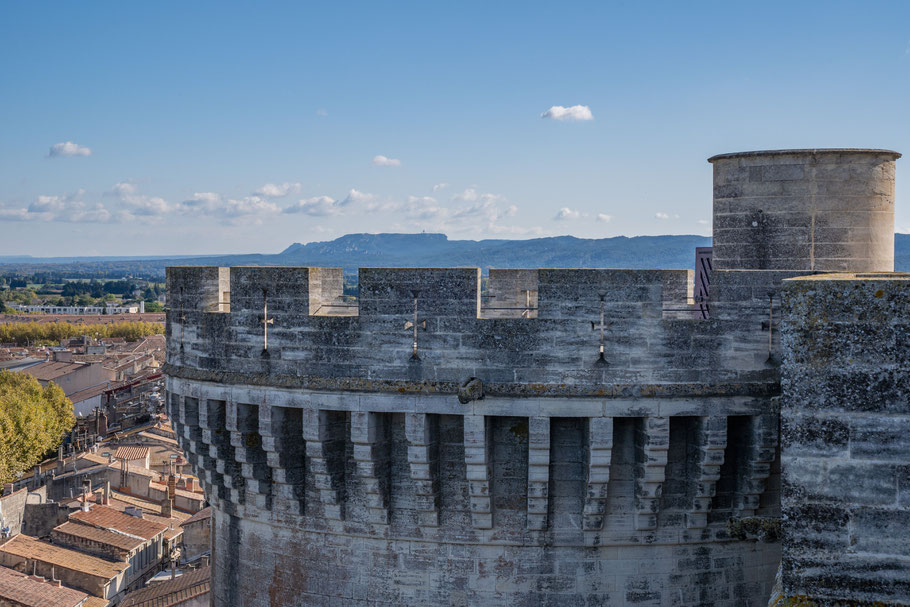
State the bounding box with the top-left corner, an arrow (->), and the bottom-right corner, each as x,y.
340,188 -> 375,206
372,155 -> 401,167
283,196 -> 339,216
254,182 -> 302,198
655,212 -> 670,220
109,181 -> 169,217
541,105 -> 593,122
177,192 -> 278,222
403,189 -> 525,235
555,207 -> 582,220
17,190 -> 118,223
432,183 -> 449,192
48,141 -> 92,157
596,213 -> 612,223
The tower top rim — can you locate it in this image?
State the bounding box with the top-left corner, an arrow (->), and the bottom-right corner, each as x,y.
708,148 -> 901,163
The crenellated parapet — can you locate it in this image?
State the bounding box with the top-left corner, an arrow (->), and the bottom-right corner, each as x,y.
166,266 -> 806,399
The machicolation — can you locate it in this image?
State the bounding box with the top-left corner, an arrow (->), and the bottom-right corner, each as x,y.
165,149 -> 910,606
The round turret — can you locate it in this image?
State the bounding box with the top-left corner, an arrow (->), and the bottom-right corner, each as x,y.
709,148 -> 900,272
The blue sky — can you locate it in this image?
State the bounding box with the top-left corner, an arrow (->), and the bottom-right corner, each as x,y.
1,1 -> 909,256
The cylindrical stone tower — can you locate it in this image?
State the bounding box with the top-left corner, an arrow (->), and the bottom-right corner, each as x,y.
709,149 -> 900,272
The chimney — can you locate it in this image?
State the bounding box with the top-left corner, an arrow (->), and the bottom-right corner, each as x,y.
56,445 -> 64,475
103,481 -> 110,506
167,473 -> 176,502
170,559 -> 176,580
98,411 -> 108,437
161,496 -> 173,518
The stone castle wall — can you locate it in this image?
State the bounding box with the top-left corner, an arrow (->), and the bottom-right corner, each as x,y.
164,148 -> 906,606
780,273 -> 910,604
165,263 -> 792,606
710,149 -> 898,273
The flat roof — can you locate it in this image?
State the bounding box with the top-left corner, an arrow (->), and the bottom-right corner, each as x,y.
708,148 -> 901,162
21,361 -> 87,382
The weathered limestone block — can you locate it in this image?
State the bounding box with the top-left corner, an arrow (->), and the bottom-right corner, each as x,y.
526,416 -> 550,530
302,409 -> 346,521
463,414 -> 492,529
259,404 -> 306,516
404,413 -> 440,528
197,398 -> 237,504
635,416 -> 669,530
227,402 -> 272,511
350,411 -> 391,524
583,417 -> 613,531
736,413 -> 777,516
687,416 -> 727,528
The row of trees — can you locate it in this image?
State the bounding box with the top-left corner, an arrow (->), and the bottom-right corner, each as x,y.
0,371 -> 75,485
0,320 -> 163,346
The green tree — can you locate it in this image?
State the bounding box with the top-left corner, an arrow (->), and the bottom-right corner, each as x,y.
0,371 -> 75,485
0,320 -> 163,346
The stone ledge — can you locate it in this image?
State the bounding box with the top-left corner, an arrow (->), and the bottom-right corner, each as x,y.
164,363 -> 780,399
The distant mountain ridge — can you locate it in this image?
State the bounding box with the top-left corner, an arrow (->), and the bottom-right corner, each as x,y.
2,232 -> 909,274
275,233 -> 712,271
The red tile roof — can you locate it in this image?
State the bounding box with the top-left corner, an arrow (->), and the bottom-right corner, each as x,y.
179,507 -> 211,528
0,565 -> 89,607
69,505 -> 167,541
120,566 -> 210,607
53,521 -> 145,553
0,535 -> 128,580
114,446 -> 149,461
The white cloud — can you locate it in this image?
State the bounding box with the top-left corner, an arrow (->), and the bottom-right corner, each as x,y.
223,196 -> 279,217
109,181 -> 169,216
372,155 -> 401,167
18,190 -> 117,223
0,205 -> 33,221
177,192 -> 278,220
432,183 -> 449,192
596,213 -> 612,223
541,105 -> 594,122
403,189 -> 523,236
555,207 -> 582,220
254,182 -> 302,198
452,188 -> 479,202
48,141 -> 92,157
340,188 -> 375,206
655,212 -> 670,220
178,192 -> 222,214
283,196 -> 339,216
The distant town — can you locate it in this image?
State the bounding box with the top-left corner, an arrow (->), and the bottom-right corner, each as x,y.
0,268 -> 205,606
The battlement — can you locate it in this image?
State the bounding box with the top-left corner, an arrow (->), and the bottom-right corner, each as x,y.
165,265 -> 806,398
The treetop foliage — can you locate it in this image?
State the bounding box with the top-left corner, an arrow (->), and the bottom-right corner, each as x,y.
0,320 -> 163,346
0,370 -> 75,485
